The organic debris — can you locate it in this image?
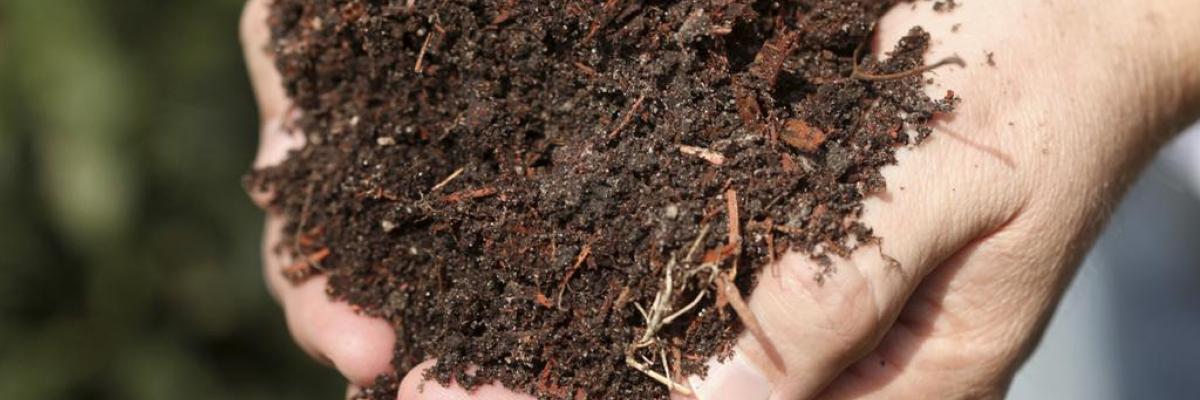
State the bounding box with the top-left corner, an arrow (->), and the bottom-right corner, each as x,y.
250,1 -> 958,398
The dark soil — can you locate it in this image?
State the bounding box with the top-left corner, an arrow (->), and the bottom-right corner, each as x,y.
249,1 -> 957,399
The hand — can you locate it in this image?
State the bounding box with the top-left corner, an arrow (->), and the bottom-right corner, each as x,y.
241,0 -> 1200,399
240,0 -> 396,393
687,1 -> 1200,399
242,0 -> 536,397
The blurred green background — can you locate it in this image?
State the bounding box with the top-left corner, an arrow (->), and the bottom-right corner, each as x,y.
0,0 -> 343,398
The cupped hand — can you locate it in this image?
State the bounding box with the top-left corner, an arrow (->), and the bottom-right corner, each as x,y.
687,1 -> 1200,399
242,1 -> 530,398
241,0 -> 395,391
241,0 -> 1200,399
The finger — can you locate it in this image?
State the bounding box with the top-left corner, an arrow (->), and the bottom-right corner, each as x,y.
240,0 -> 289,126
396,360 -> 537,400
263,215 -> 397,386
241,0 -> 305,209
246,0 -> 393,387
818,172 -> 1093,400
348,384 -> 363,400
816,232 -> 1041,400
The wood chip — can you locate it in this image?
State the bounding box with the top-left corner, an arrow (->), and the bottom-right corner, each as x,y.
679,145 -> 727,166
414,29 -> 437,72
733,83 -> 763,131
430,167 -> 465,193
556,244 -> 592,309
749,28 -> 799,87
718,273 -> 786,374
781,119 -> 826,153
442,186 -> 497,203
534,292 -> 553,308
608,94 -> 646,140
725,188 -> 741,248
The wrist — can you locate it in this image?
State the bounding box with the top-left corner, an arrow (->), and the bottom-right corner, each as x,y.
1025,0 -> 1200,236
1110,0 -> 1200,138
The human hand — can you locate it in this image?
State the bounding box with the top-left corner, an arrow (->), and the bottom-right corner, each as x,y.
240,0 -> 397,395
684,1 -> 1200,399
242,0 -> 543,397
241,0 -> 1200,399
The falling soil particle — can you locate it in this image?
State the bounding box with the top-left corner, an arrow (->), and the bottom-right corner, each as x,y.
249,1 -> 958,399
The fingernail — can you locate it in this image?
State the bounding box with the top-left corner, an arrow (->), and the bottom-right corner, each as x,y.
688,352 -> 771,400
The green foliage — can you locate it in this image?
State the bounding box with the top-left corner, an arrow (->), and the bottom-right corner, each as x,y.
0,0 -> 342,398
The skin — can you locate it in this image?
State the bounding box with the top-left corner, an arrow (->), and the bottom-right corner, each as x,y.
240,0 -> 1200,399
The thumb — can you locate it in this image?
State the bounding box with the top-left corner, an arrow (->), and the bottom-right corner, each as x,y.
682,107 -> 1022,400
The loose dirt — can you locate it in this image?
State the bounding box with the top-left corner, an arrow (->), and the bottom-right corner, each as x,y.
249,1 -> 958,398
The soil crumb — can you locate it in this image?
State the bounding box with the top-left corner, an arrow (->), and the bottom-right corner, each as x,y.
250,1 -> 957,399
933,0 -> 960,12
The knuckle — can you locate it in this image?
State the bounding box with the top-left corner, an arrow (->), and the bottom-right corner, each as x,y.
769,253 -> 884,350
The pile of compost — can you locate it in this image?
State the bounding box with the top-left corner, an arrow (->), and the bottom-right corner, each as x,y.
250,0 -> 957,398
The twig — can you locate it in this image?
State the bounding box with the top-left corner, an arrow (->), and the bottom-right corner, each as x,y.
847,21 -> 963,82
725,188 -> 742,279
662,263 -> 721,325
283,247 -> 331,282
442,186 -> 496,203
573,61 -> 597,76
661,348 -> 673,388
772,223 -> 805,235
414,29 -> 436,72
293,182 -> 316,253
765,218 -> 778,279
663,289 -> 705,325
725,189 -> 741,248
555,244 -> 592,309
683,262 -> 718,281
634,302 -> 650,322
649,258 -> 675,341
625,256 -> 719,393
852,55 -> 965,81
582,0 -> 620,43
430,167 -> 465,193
684,224 -> 710,263
718,273 -> 786,374
607,94 -> 646,140
626,356 -> 693,395
290,182 -> 326,276
679,145 -> 727,166
308,247 -> 331,263
631,257 -> 676,349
